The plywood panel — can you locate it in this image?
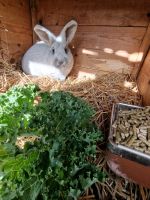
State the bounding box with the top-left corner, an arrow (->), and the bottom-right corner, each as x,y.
71,26 -> 146,76
40,25 -> 146,55
137,50 -> 150,105
36,0 -> 149,77
71,49 -> 132,77
37,0 -> 150,27
0,0 -> 32,61
35,25 -> 146,77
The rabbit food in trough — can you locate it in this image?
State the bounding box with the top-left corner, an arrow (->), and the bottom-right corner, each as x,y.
112,106 -> 150,154
107,103 -> 150,188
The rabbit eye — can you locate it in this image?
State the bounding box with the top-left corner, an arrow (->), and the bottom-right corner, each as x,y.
52,48 -> 55,54
65,48 -> 68,54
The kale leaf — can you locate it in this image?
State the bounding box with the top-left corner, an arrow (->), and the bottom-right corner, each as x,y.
0,85 -> 105,200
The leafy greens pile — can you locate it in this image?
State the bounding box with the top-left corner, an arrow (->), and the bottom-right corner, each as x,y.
0,85 -> 105,200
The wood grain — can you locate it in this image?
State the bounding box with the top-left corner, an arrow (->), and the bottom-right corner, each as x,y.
36,0 -> 148,76
0,0 -> 149,79
0,0 -> 32,61
42,25 -> 146,53
137,50 -> 150,105
37,25 -> 146,77
37,0 -> 150,27
71,49 -> 131,78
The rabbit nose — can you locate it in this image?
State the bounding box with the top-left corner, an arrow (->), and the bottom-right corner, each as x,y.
56,59 -> 64,67
58,60 -> 64,65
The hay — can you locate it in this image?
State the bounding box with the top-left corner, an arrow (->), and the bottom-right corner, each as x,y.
17,72 -> 141,134
0,58 -> 21,92
1,59 -> 150,200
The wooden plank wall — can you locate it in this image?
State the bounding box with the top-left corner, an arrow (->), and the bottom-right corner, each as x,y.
36,0 -> 150,78
0,0 -> 32,62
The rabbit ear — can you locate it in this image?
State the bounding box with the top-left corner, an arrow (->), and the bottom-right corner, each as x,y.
59,20 -> 77,45
34,24 -> 56,45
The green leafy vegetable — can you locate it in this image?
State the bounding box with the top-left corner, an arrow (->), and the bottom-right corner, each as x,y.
0,84 -> 105,200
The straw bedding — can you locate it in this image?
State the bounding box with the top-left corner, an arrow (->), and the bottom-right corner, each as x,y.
0,59 -> 150,200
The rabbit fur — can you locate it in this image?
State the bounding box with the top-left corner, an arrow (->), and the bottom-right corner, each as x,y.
22,20 -> 77,81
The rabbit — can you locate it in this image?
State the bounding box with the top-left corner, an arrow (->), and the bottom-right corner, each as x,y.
22,20 -> 78,81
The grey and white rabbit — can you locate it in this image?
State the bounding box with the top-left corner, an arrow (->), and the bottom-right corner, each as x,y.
22,20 -> 78,81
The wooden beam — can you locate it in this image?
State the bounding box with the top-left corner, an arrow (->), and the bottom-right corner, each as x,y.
29,0 -> 38,43
137,49 -> 150,105
131,23 -> 150,79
